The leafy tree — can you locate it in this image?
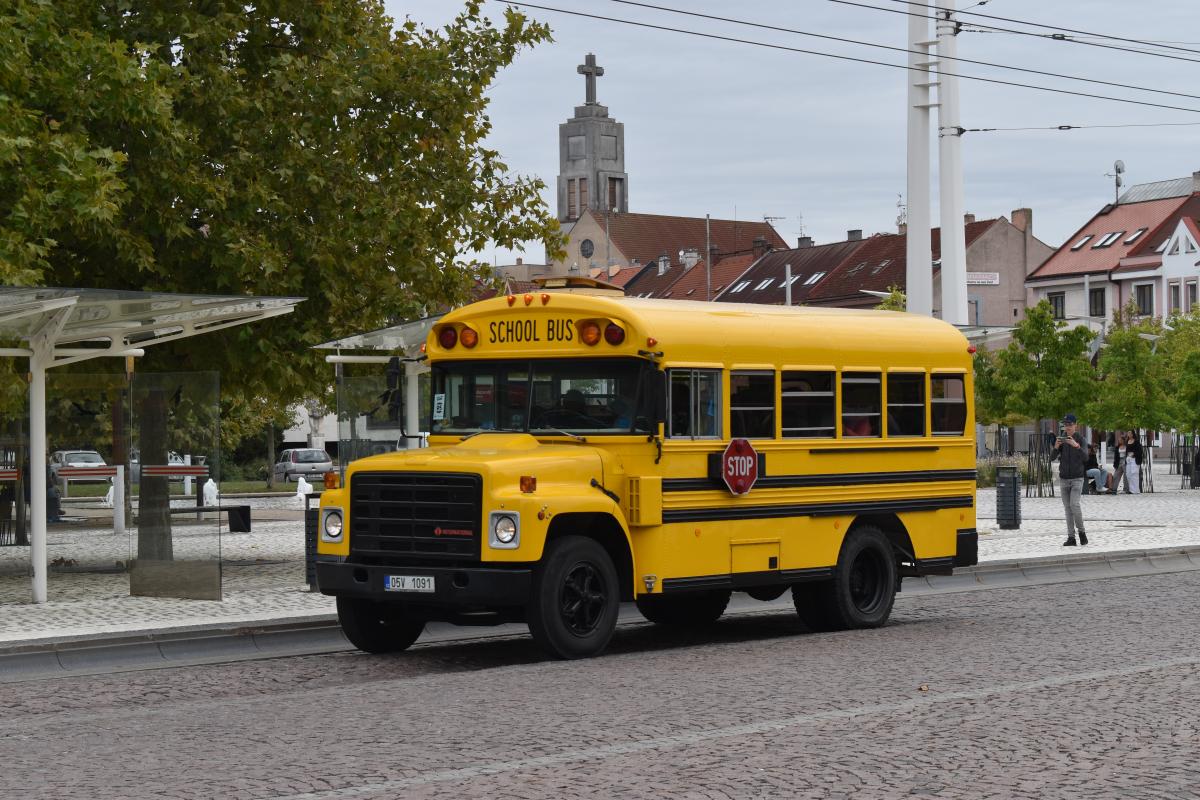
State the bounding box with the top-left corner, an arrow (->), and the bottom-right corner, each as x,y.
873,285 -> 906,312
1086,301 -> 1172,434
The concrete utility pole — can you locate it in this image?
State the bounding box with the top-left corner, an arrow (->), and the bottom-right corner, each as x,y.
905,3 -> 935,317
936,0 -> 969,325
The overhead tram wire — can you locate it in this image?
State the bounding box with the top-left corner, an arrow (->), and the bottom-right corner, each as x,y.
605,0 -> 1200,105
873,0 -> 1200,58
955,120 -> 1200,134
823,0 -> 1200,66
503,2 -> 1200,115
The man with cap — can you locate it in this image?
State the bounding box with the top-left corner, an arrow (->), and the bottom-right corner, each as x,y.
1050,413 -> 1089,546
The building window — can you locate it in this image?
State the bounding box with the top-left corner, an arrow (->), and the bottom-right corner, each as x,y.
781,371 -> 835,438
804,271 -> 826,285
1135,284 -> 1154,316
931,375 -> 967,436
1092,231 -> 1124,248
1170,281 -> 1181,314
1048,292 -> 1066,320
730,371 -> 775,439
1124,228 -> 1148,245
886,373 -> 925,437
578,177 -> 588,213
1070,235 -> 1093,251
1187,280 -> 1198,312
607,177 -> 623,211
754,278 -> 773,291
841,371 -> 881,438
567,178 -> 577,220
668,370 -> 721,439
1089,287 -> 1105,319
730,281 -> 751,293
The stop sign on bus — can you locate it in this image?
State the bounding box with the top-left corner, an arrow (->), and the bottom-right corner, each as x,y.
722,438 -> 758,495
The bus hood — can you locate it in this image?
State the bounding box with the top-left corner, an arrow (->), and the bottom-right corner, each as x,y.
345,434 -> 609,484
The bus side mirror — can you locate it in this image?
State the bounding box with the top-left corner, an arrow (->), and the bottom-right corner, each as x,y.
653,370 -> 667,425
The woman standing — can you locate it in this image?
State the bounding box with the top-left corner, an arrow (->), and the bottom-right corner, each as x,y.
1123,430 -> 1144,494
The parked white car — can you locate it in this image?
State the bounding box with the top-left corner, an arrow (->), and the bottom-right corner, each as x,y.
49,450 -> 107,483
273,448 -> 333,483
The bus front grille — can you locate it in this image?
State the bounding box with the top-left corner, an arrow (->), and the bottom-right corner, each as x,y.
349,472 -> 482,563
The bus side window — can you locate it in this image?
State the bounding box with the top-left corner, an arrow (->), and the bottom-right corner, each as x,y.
668,369 -> 721,439
730,371 -> 775,438
931,374 -> 967,435
841,371 -> 881,438
886,373 -> 925,437
781,371 -> 835,438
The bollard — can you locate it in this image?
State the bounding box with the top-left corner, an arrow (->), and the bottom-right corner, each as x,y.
113,465 -> 125,535
183,454 -> 193,497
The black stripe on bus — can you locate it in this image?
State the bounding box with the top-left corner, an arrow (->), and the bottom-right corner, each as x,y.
663,468 -> 978,493
662,567 -> 834,593
661,495 -> 974,524
809,445 -> 944,454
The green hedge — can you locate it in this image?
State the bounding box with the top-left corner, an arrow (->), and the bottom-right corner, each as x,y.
976,457 -> 1030,488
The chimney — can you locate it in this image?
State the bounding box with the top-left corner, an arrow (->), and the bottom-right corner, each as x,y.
1011,208 -> 1032,233
680,247 -> 700,270
516,257 -> 523,265
797,236 -> 813,248
657,253 -> 670,276
847,229 -> 863,241
752,235 -> 770,258
964,213 -> 975,225
897,223 -> 907,235
1193,170 -> 1200,194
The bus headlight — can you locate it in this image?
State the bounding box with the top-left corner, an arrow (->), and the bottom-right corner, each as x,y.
489,511 -> 519,549
322,508 -> 344,542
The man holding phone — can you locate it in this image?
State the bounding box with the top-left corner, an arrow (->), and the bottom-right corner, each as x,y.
1051,413 -> 1089,546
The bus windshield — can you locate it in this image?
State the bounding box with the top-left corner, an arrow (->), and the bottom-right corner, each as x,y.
431,357 -> 655,436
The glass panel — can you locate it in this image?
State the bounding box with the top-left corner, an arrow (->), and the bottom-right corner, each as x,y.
931,375 -> 967,436
434,358 -> 650,436
781,371 -> 835,438
887,373 -> 925,437
730,372 -> 774,439
693,371 -> 721,438
842,371 -> 881,438
669,371 -> 693,438
130,372 -> 221,600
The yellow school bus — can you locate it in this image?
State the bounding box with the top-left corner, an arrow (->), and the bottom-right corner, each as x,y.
317,277 -> 977,659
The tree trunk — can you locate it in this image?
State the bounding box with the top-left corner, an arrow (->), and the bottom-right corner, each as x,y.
136,387 -> 173,561
265,423 -> 275,489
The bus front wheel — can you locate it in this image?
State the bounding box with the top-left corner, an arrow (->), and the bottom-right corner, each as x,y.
793,525 -> 897,631
635,590 -> 731,627
528,535 -> 620,659
337,597 -> 424,654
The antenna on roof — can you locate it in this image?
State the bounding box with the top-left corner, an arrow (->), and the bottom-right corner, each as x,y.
896,193 -> 907,230
763,215 -> 785,224
1106,160 -> 1126,205
796,212 -> 807,238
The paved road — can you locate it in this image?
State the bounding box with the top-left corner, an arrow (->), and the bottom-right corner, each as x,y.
5,571 -> 1199,799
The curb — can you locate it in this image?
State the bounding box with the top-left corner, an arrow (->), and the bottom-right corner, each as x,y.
4,544 -> 1200,680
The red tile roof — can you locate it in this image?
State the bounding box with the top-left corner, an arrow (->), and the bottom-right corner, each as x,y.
658,253 -> 759,300
713,241 -> 868,304
807,220 -> 998,304
1026,196 -> 1189,281
599,211 -> 787,268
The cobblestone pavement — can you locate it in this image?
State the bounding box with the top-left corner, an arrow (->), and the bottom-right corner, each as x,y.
2,466 -> 1200,645
2,570 -> 1198,799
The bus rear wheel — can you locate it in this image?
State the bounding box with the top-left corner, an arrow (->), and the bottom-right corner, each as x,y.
528,535 -> 620,659
635,590 -> 731,627
793,526 -> 897,631
336,597 -> 424,654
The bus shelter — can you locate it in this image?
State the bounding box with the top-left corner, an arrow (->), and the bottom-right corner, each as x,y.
0,287 -> 301,603
314,315 -> 437,470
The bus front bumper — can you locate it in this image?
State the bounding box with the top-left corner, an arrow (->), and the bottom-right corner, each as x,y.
316,560 -> 531,607
954,528 -> 978,567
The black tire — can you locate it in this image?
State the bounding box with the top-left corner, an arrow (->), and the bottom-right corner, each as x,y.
336,596 -> 424,654
792,525 -> 897,632
635,590 -> 731,627
528,535 -> 620,659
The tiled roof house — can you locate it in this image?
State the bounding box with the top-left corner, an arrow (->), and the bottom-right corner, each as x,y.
1025,172 -> 1200,325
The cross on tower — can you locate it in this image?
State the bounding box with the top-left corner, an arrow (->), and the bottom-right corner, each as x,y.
577,53 -> 604,105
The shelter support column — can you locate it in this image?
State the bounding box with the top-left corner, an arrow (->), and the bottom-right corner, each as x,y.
405,362 -> 421,449
30,354 -> 47,603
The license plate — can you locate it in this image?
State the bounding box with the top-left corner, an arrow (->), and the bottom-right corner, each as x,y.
384,575 -> 435,593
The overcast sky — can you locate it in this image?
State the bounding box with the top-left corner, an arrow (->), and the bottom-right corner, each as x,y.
386,0 -> 1200,263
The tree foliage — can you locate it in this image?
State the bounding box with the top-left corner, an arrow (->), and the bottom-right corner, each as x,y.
989,300 -> 1096,423
873,285 -> 906,312
1086,301 -> 1173,433
0,0 -> 559,412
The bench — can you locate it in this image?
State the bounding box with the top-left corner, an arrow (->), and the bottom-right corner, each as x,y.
167,504 -> 251,533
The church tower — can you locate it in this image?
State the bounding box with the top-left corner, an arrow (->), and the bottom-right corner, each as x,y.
557,53 -> 629,224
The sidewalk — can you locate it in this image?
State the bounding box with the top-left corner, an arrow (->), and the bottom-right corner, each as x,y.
2,467 -> 1199,652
